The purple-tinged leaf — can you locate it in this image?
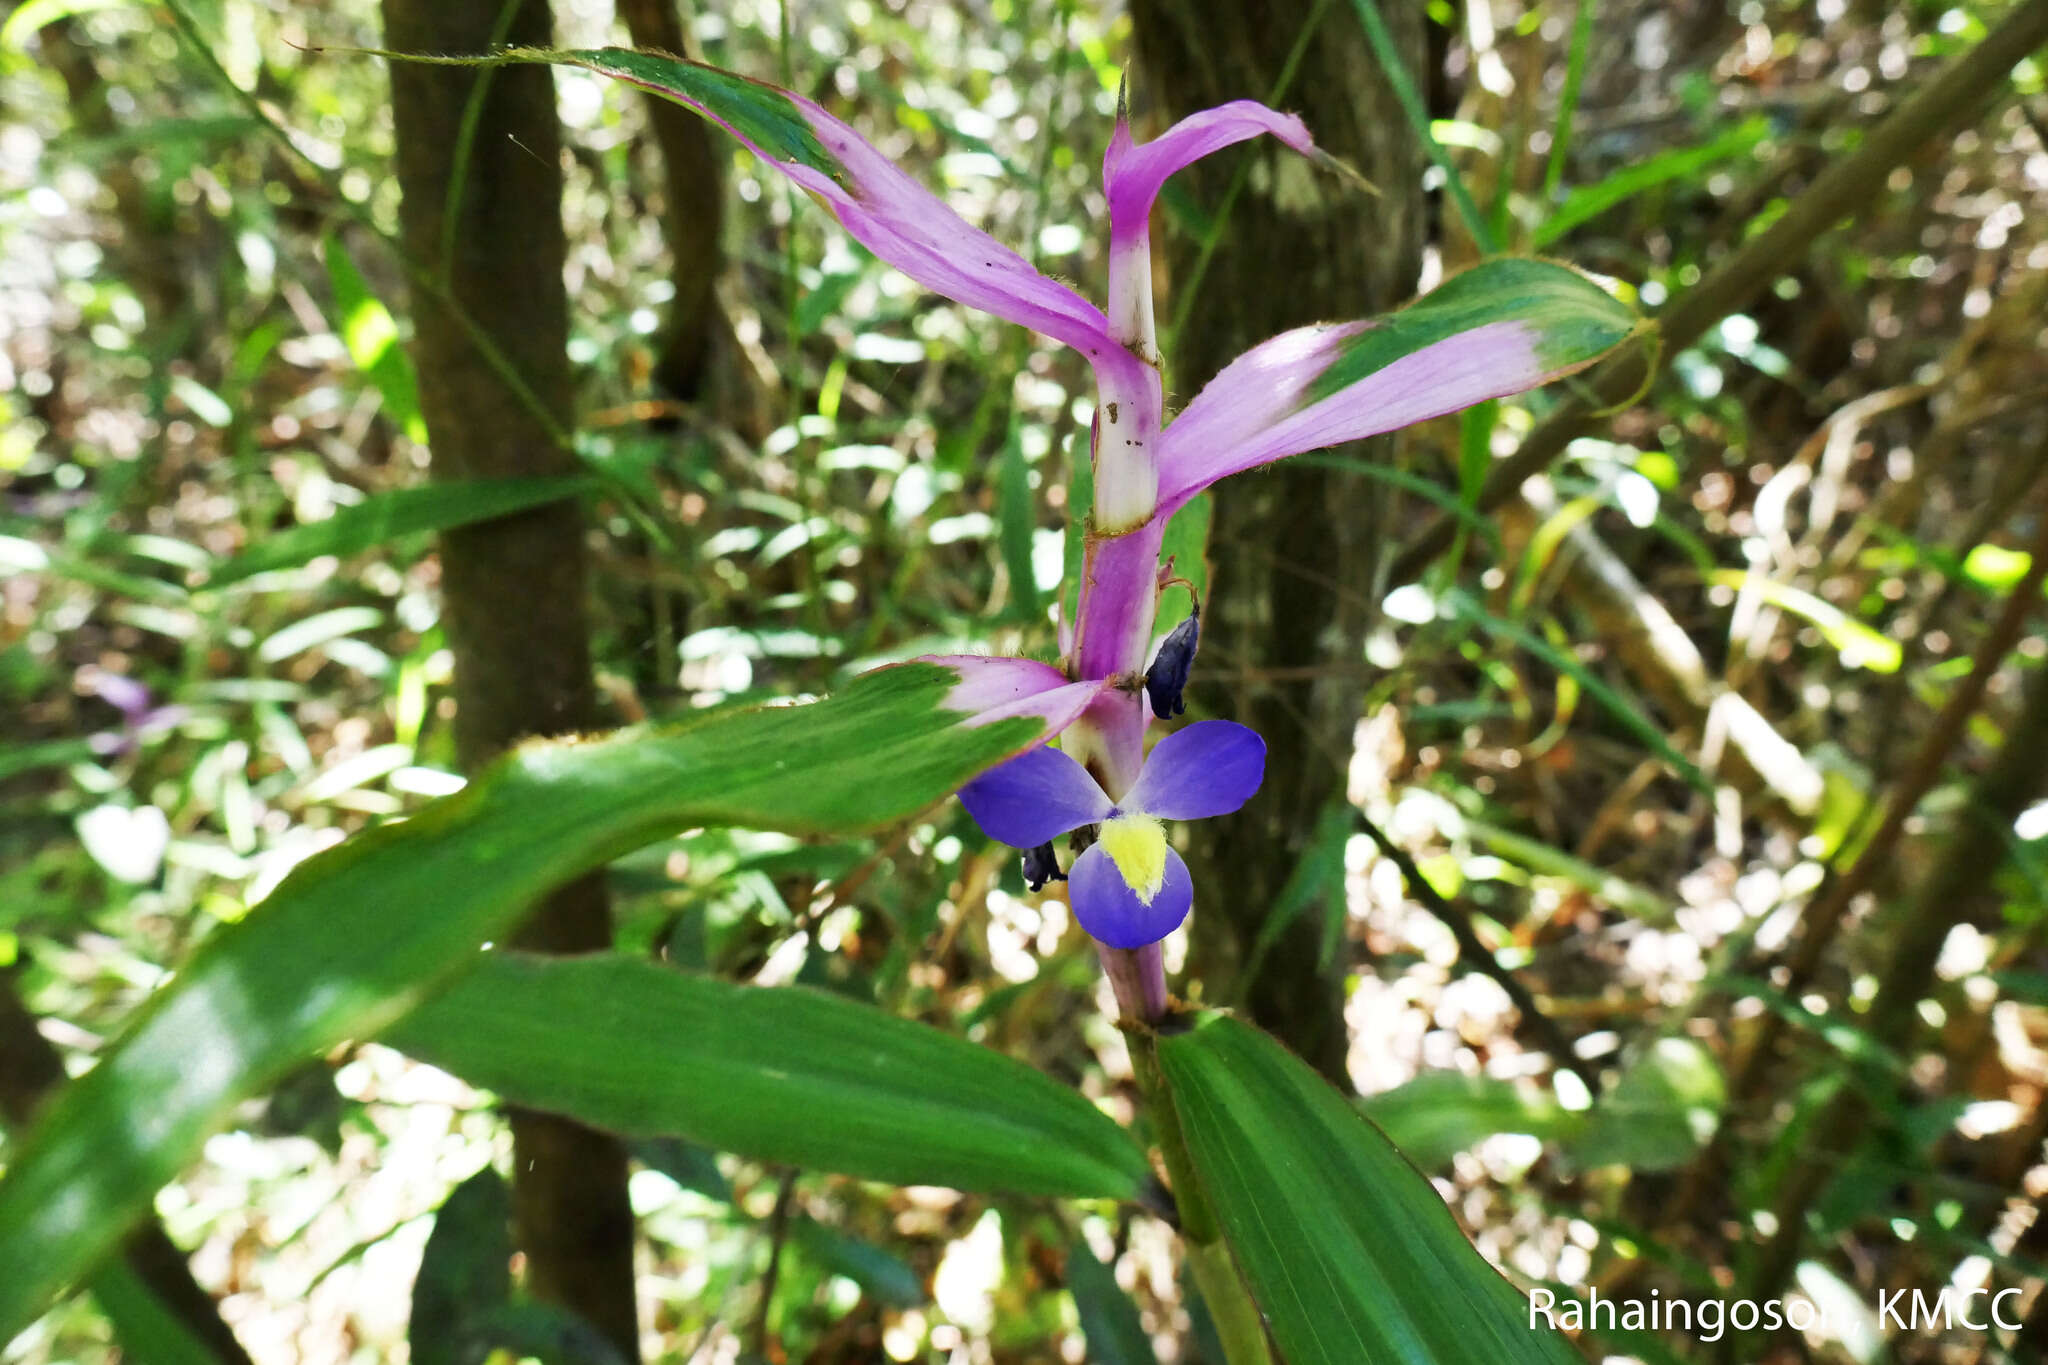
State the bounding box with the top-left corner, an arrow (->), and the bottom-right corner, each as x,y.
959,746 -> 1113,849
1103,100 -> 1316,246
1154,259 -> 1636,510
1101,99 -> 1318,357
922,655 -> 1107,733
547,48 -> 1146,392
1069,841 -> 1193,949
1122,721 -> 1265,822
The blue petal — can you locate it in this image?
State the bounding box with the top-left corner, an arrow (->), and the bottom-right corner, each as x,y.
1069,843 -> 1194,949
958,745 -> 1113,849
1120,720 -> 1266,821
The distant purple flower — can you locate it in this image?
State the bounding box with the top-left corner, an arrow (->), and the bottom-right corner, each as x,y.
81,669 -> 184,756
959,721 -> 1264,949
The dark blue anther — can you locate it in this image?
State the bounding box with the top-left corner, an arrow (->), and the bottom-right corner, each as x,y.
1144,604 -> 1200,719
1022,842 -> 1066,892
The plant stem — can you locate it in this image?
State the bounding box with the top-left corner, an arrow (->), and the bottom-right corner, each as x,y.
1098,942 -> 1168,1022
1127,1022 -> 1273,1365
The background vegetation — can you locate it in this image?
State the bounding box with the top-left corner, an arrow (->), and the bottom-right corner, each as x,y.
3,0 -> 2047,1361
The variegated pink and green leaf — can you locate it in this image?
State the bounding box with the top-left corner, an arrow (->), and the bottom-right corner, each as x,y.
1153,257 -> 1638,510
513,47 -> 1149,392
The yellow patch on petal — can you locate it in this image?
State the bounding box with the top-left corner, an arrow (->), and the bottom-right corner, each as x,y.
1098,814 -> 1167,903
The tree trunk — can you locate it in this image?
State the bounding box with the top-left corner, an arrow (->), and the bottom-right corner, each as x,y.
1129,0 -> 1429,1086
380,2 -> 639,1356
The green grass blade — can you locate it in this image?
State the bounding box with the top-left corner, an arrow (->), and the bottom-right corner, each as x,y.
1535,117 -> 1771,247
998,423 -> 1043,618
1346,0 -> 1498,255
1542,0 -> 1599,199
87,1264 -> 228,1365
1440,587 -> 1711,795
323,232 -> 428,444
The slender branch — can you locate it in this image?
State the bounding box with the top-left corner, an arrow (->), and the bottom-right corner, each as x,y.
1772,487 -> 2048,1008
1353,812 -> 1602,1096
752,1171 -> 798,1358
1388,0 -> 2048,583
1727,650 -> 2048,1348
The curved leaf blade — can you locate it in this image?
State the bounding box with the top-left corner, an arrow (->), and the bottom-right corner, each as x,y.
1155,1013 -> 1580,1365
386,954 -> 1149,1200
1155,258 -> 1637,508
0,663 -> 1043,1339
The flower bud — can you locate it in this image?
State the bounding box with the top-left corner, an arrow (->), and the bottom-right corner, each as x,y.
1144,605 -> 1199,719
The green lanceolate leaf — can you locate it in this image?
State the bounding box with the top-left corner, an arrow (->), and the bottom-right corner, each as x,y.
1563,1037 -> 1724,1173
790,1220 -> 926,1309
207,475 -> 595,587
0,663 -> 1046,1340
560,48 -> 842,181
1155,1013 -> 1580,1365
1359,1071 -> 1571,1171
386,954 -> 1149,1200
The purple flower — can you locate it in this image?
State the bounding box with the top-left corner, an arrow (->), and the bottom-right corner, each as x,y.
958,721 -> 1264,949
81,669 -> 185,757
554,47 -> 1634,971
